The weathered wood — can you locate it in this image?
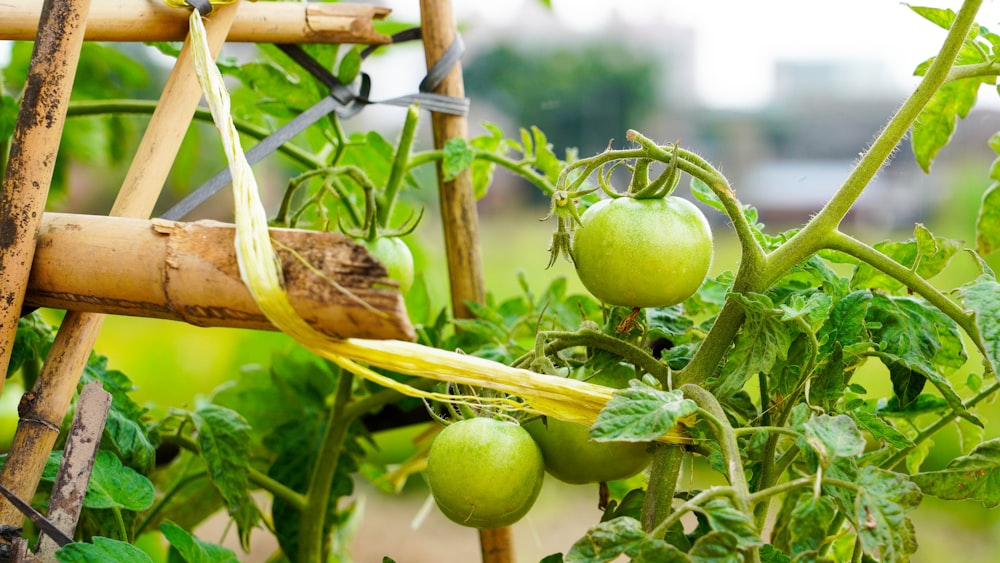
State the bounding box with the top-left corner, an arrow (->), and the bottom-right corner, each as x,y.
0,2 -> 240,530
0,0 -> 391,44
26,213 -> 415,340
35,382 -> 112,559
0,0 -> 92,392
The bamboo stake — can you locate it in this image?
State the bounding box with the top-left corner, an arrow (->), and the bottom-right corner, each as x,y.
25,213 -> 414,340
0,0 -> 391,45
0,2 -> 240,529
419,0 -> 485,320
35,382 -> 112,559
0,0 -> 93,392
418,1 -> 505,561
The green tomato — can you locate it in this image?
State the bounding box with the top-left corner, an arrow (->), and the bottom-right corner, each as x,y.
363,237 -> 414,294
572,196 -> 713,308
426,417 -> 545,528
524,367 -> 651,484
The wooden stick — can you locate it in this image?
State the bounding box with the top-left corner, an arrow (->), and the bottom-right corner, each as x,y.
34,382 -> 112,559
0,3 -> 240,529
26,213 -> 414,340
419,0 -> 485,321
0,0 -> 93,392
418,1 -> 506,561
0,0 -> 391,44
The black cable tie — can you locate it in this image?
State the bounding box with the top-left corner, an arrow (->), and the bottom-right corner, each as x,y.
185,0 -> 212,17
420,34 -> 465,93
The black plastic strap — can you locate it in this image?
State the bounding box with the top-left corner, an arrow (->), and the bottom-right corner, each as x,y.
185,0 -> 212,17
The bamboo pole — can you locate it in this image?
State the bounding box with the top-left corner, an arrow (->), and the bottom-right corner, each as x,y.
418,1 -> 505,561
419,0 -> 485,320
0,0 -> 391,44
0,2 -> 240,529
25,213 -> 414,340
0,0 -> 93,393
34,382 -> 112,559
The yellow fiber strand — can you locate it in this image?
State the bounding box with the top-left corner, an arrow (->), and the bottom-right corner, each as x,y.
185,9 -> 686,443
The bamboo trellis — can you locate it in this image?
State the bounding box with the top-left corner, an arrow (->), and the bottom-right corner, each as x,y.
0,0 -> 496,558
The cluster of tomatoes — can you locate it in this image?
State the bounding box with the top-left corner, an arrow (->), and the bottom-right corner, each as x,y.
425,189 -> 713,529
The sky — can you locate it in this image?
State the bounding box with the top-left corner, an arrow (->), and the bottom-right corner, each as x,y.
3,1 -> 1000,109
385,0 -> 1000,108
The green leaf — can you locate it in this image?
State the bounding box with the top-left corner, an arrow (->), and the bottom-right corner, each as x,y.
850,411 -> 913,449
442,138 -> 475,181
912,438 -> 1000,507
912,78 -> 989,172
959,276 -> 1000,375
689,530 -> 740,563
868,294 -> 969,419
565,517 -> 686,563
906,4 -> 955,29
336,46 -> 362,85
690,178 -> 725,213
758,544 -> 792,563
717,293 -> 799,398
854,467 -> 922,562
788,495 -> 835,555
161,520 -> 239,563
190,405 -> 258,550
43,451 -> 154,511
976,182 -> 1000,256
0,94 -> 16,140
589,382 -> 697,442
702,498 -> 763,548
469,122 -> 506,199
802,414 -> 866,467
79,357 -> 156,474
55,537 -> 153,563
851,226 -> 962,293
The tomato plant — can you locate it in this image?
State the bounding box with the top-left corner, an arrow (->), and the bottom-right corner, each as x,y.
426,417 -> 545,528
4,1 -> 1000,563
571,196 -> 712,308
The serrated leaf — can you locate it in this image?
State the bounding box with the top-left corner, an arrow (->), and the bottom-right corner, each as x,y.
803,415 -> 866,467
868,294 -> 969,418
906,4 -> 955,29
850,411 -> 913,449
976,183 -> 1000,255
43,451 -> 154,511
470,122 -> 506,198
912,438 -> 1000,507
759,544 -> 793,563
563,517 -> 648,563
79,358 -> 156,474
161,520 -> 240,563
717,293 -> 799,398
855,467 -> 922,562
690,178 -> 725,213
789,495 -> 835,555
912,78 -> 989,172
190,406 -> 258,550
959,277 -> 1000,375
55,537 -> 153,563
851,227 -> 962,293
589,382 -> 697,442
442,137 -> 475,181
689,530 -> 740,563
703,498 -> 763,548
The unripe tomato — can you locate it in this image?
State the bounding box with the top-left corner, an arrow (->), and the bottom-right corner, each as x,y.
363,237 -> 414,294
524,368 -> 652,484
572,197 -> 713,308
426,417 -> 545,528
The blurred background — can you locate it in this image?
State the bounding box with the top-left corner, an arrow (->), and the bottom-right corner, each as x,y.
3,0 -> 1000,561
